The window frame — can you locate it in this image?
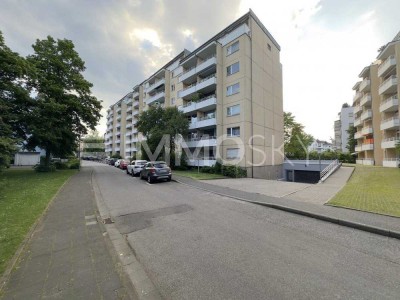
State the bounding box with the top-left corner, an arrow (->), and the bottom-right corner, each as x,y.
226,83 -> 240,96
226,148 -> 240,159
227,41 -> 239,56
227,126 -> 240,137
227,62 -> 240,76
227,104 -> 240,117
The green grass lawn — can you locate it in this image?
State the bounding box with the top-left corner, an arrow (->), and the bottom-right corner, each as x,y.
173,170 -> 226,180
327,165 -> 400,217
0,169 -> 77,275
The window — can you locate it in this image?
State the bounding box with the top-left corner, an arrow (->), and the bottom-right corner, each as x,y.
227,127 -> 240,137
171,84 -> 175,91
226,83 -> 240,96
227,104 -> 240,116
227,41 -> 239,55
227,62 -> 239,76
226,148 -> 240,159
171,97 -> 175,105
267,43 -> 271,51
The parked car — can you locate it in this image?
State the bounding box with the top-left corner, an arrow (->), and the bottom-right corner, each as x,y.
127,160 -> 147,176
140,161 -> 172,183
119,159 -> 129,170
108,158 -> 116,166
114,159 -> 122,168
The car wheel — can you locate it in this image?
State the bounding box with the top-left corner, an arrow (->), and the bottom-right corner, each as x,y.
140,172 -> 144,180
126,169 -> 129,174
167,176 -> 171,182
147,175 -> 153,184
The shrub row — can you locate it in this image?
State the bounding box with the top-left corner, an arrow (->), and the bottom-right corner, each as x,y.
198,161 -> 247,178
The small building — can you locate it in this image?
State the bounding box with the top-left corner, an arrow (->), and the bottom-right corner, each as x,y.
14,147 -> 45,166
308,139 -> 334,153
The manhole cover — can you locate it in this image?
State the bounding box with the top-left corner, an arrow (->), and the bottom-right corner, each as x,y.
102,217 -> 114,224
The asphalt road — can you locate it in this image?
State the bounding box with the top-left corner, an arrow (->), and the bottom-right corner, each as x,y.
88,161 -> 400,300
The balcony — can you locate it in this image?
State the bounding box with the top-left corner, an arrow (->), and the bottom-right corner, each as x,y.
363,158 -> 375,166
116,122 -> 121,128
187,158 -> 217,167
360,93 -> 372,107
127,106 -> 133,113
378,55 -> 396,78
362,143 -> 374,151
355,145 -> 362,152
354,131 -> 363,139
131,138 -> 139,143
125,139 -> 131,144
354,105 -> 362,115
360,109 -> 372,121
354,117 -> 362,127
146,78 -> 165,94
182,136 -> 217,148
379,75 -> 398,95
115,139 -> 121,144
189,114 -> 216,130
132,128 -> 138,134
126,114 -> 132,121
353,92 -> 362,102
116,107 -> 121,113
115,147 -> 120,152
359,79 -> 371,93
147,91 -> 165,105
133,100 -> 139,108
379,95 -> 399,113
133,110 -> 139,116
381,137 -> 400,149
179,56 -> 217,84
383,159 -> 399,168
178,75 -> 217,99
125,132 -> 132,137
380,116 -> 400,130
361,126 -> 373,136
179,95 -> 217,114
126,123 -> 132,129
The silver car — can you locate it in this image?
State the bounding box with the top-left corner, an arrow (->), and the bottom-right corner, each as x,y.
140,161 -> 172,183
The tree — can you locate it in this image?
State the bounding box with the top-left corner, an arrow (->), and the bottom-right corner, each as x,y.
0,31 -> 32,169
25,36 -> 102,168
284,112 -> 314,159
346,125 -> 357,154
137,105 -> 189,164
342,103 -> 350,108
82,131 -> 104,153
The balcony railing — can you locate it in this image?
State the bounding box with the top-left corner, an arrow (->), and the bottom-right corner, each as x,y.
178,75 -> 217,99
147,91 -> 165,105
360,109 -> 372,121
182,136 -> 217,148
379,75 -> 398,95
179,55 -> 217,83
189,114 -> 216,130
378,55 -> 396,77
361,126 -> 373,136
354,117 -> 362,127
360,93 -> 372,106
380,116 -> 400,131
359,79 -> 371,92
354,131 -> 363,139
179,95 -> 217,114
354,105 -> 362,115
379,95 -> 398,113
146,78 -> 165,93
381,137 -> 400,149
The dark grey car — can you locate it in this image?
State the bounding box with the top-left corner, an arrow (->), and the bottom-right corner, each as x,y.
140,161 -> 172,183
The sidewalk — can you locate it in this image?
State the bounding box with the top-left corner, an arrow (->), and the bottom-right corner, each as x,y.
174,175 -> 400,238
1,168 -> 131,299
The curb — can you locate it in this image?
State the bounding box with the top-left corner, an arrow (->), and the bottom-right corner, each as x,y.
0,171 -> 77,294
174,179 -> 400,241
90,170 -> 162,300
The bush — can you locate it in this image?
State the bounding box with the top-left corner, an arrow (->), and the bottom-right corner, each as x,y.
200,166 -> 214,173
69,161 -> 80,169
34,163 -> 56,172
111,153 -> 122,159
221,165 -> 247,178
54,161 -> 69,169
214,160 -> 222,173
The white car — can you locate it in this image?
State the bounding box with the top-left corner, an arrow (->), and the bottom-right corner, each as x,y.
114,159 -> 122,168
127,160 -> 147,176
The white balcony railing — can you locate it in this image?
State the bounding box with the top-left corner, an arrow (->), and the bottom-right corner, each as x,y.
146,78 -> 165,93
354,117 -> 362,127
381,137 -> 400,149
187,158 -> 217,167
359,79 -> 371,92
363,158 -> 375,165
360,93 -> 372,107
379,95 -> 399,113
133,100 -> 139,108
361,126 -> 373,136
178,75 -> 217,99
179,95 -> 217,114
182,136 -> 217,148
353,92 -> 362,102
179,55 -> 217,83
380,116 -> 400,131
355,145 -> 362,152
354,105 -> 362,115
189,114 -> 216,130
360,109 -> 372,121
147,91 -> 165,105
354,131 -> 363,139
361,143 -> 374,151
378,55 -> 396,77
379,75 -> 398,95
383,158 -> 399,168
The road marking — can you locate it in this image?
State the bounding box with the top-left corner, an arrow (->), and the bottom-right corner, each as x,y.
85,215 -> 95,220
145,182 -> 152,186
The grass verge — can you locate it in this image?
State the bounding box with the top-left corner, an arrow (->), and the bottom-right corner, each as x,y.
173,170 -> 226,180
0,169 -> 77,275
327,165 -> 400,217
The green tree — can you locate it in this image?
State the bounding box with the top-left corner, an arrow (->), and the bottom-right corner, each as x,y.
137,105 -> 189,164
25,36 -> 102,168
284,112 -> 314,159
0,31 -> 32,169
82,131 -> 104,152
346,125 -> 357,154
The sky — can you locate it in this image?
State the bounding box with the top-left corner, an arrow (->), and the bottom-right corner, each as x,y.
1,0 -> 399,141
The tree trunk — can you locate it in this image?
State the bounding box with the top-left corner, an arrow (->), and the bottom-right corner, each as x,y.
45,149 -> 51,167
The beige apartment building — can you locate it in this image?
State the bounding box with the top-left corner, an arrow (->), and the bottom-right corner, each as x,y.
353,31 -> 400,167
105,10 -> 284,178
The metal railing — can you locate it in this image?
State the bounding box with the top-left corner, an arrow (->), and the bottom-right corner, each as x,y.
183,94 -> 216,108
320,159 -> 341,183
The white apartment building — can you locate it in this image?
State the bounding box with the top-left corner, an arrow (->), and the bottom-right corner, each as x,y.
308,139 -> 334,153
105,10 -> 284,179
353,31 -> 400,167
333,105 -> 354,152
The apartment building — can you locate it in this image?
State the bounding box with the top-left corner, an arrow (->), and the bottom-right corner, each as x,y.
308,139 -> 333,153
353,31 -> 400,167
105,10 -> 284,179
333,105 -> 354,152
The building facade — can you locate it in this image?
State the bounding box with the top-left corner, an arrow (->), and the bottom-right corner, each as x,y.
333,106 -> 354,152
105,10 -> 284,178
308,139 -> 334,153
353,31 -> 400,167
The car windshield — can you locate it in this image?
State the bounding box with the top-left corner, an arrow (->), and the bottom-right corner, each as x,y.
136,162 -> 146,166
154,163 -> 168,168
